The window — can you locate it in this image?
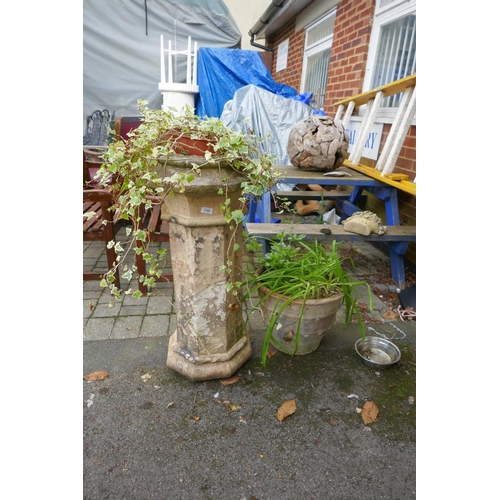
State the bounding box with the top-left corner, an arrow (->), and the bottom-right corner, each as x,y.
364,0 -> 416,117
300,10 -> 336,110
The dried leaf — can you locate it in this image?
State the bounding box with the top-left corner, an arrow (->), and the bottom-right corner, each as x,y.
266,349 -> 277,359
383,309 -> 400,320
141,373 -> 152,383
220,376 -> 239,386
83,370 -> 108,381
277,399 -> 296,422
361,401 -> 379,424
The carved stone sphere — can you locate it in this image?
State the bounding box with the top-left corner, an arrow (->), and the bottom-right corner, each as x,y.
287,115 -> 349,172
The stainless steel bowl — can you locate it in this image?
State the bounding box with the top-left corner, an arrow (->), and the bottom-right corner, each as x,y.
355,336 -> 401,369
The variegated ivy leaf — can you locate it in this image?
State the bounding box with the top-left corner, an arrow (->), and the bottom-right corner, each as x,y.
122,269 -> 133,281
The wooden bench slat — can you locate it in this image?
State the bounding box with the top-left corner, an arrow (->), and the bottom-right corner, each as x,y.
245,223 -> 416,242
275,190 -> 353,200
246,222 -> 415,288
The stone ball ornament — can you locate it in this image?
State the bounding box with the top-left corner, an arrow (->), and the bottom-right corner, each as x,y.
287,115 -> 349,172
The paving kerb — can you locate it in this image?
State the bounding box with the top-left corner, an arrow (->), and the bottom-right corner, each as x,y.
83,232 -> 416,499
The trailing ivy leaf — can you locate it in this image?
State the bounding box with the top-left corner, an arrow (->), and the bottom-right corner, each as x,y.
122,269 -> 133,281
136,229 -> 147,242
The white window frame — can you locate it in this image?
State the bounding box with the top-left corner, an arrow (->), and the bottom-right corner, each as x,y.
362,0 -> 416,124
300,9 -> 336,110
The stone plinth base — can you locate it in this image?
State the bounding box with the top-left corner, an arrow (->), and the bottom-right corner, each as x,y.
167,330 -> 252,381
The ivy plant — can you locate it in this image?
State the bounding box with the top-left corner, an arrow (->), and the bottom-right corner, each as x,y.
87,99 -> 280,302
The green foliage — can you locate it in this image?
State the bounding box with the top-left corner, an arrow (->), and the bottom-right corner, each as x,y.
94,100 -> 279,300
243,233 -> 373,367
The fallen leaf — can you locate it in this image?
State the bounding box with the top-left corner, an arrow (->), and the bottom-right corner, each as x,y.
141,373 -> 152,383
277,399 -> 296,422
193,416 -> 200,421
220,376 -> 239,386
266,349 -> 277,359
361,401 -> 379,424
383,309 -> 399,320
226,403 -> 241,412
83,370 -> 108,381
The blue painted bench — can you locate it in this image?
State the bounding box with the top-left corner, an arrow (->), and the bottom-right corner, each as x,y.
246,76 -> 417,288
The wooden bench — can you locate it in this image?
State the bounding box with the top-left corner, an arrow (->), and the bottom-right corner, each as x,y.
113,117 -> 174,294
247,75 -> 416,288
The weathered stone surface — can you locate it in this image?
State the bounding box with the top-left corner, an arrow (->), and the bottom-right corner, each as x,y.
160,157 -> 252,381
287,115 -> 349,172
342,210 -> 387,236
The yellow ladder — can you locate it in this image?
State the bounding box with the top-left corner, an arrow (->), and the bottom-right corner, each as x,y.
334,74 -> 416,195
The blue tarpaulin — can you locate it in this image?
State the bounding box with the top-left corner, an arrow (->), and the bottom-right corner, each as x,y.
196,48 -> 298,118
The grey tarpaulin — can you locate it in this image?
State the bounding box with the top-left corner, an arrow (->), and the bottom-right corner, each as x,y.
221,84 -> 313,166
83,0 -> 241,131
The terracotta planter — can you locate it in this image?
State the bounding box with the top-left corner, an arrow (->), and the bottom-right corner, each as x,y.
164,134 -> 217,156
258,285 -> 343,355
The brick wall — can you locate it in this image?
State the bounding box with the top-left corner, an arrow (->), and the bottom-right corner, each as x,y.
267,0 -> 416,266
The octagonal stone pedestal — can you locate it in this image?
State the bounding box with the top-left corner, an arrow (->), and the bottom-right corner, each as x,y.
160,156 -> 252,381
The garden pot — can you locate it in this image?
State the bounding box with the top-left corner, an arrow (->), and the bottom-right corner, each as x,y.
164,134 -> 216,156
258,285 -> 343,355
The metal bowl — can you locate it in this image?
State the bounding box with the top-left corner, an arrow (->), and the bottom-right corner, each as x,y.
355,336 -> 401,369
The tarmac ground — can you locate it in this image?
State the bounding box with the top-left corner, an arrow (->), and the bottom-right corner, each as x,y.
83,224 -> 417,500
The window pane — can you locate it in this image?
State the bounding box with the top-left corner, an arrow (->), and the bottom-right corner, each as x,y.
303,49 -> 330,109
371,14 -> 416,107
306,15 -> 335,48
380,0 -> 395,7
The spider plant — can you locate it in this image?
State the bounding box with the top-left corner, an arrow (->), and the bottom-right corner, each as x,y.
243,233 -> 373,367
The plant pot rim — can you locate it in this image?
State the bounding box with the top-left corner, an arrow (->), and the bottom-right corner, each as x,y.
164,133 -> 217,155
258,283 -> 343,305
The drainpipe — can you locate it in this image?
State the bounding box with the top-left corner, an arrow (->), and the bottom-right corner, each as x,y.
249,33 -> 273,52
248,0 -> 287,52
